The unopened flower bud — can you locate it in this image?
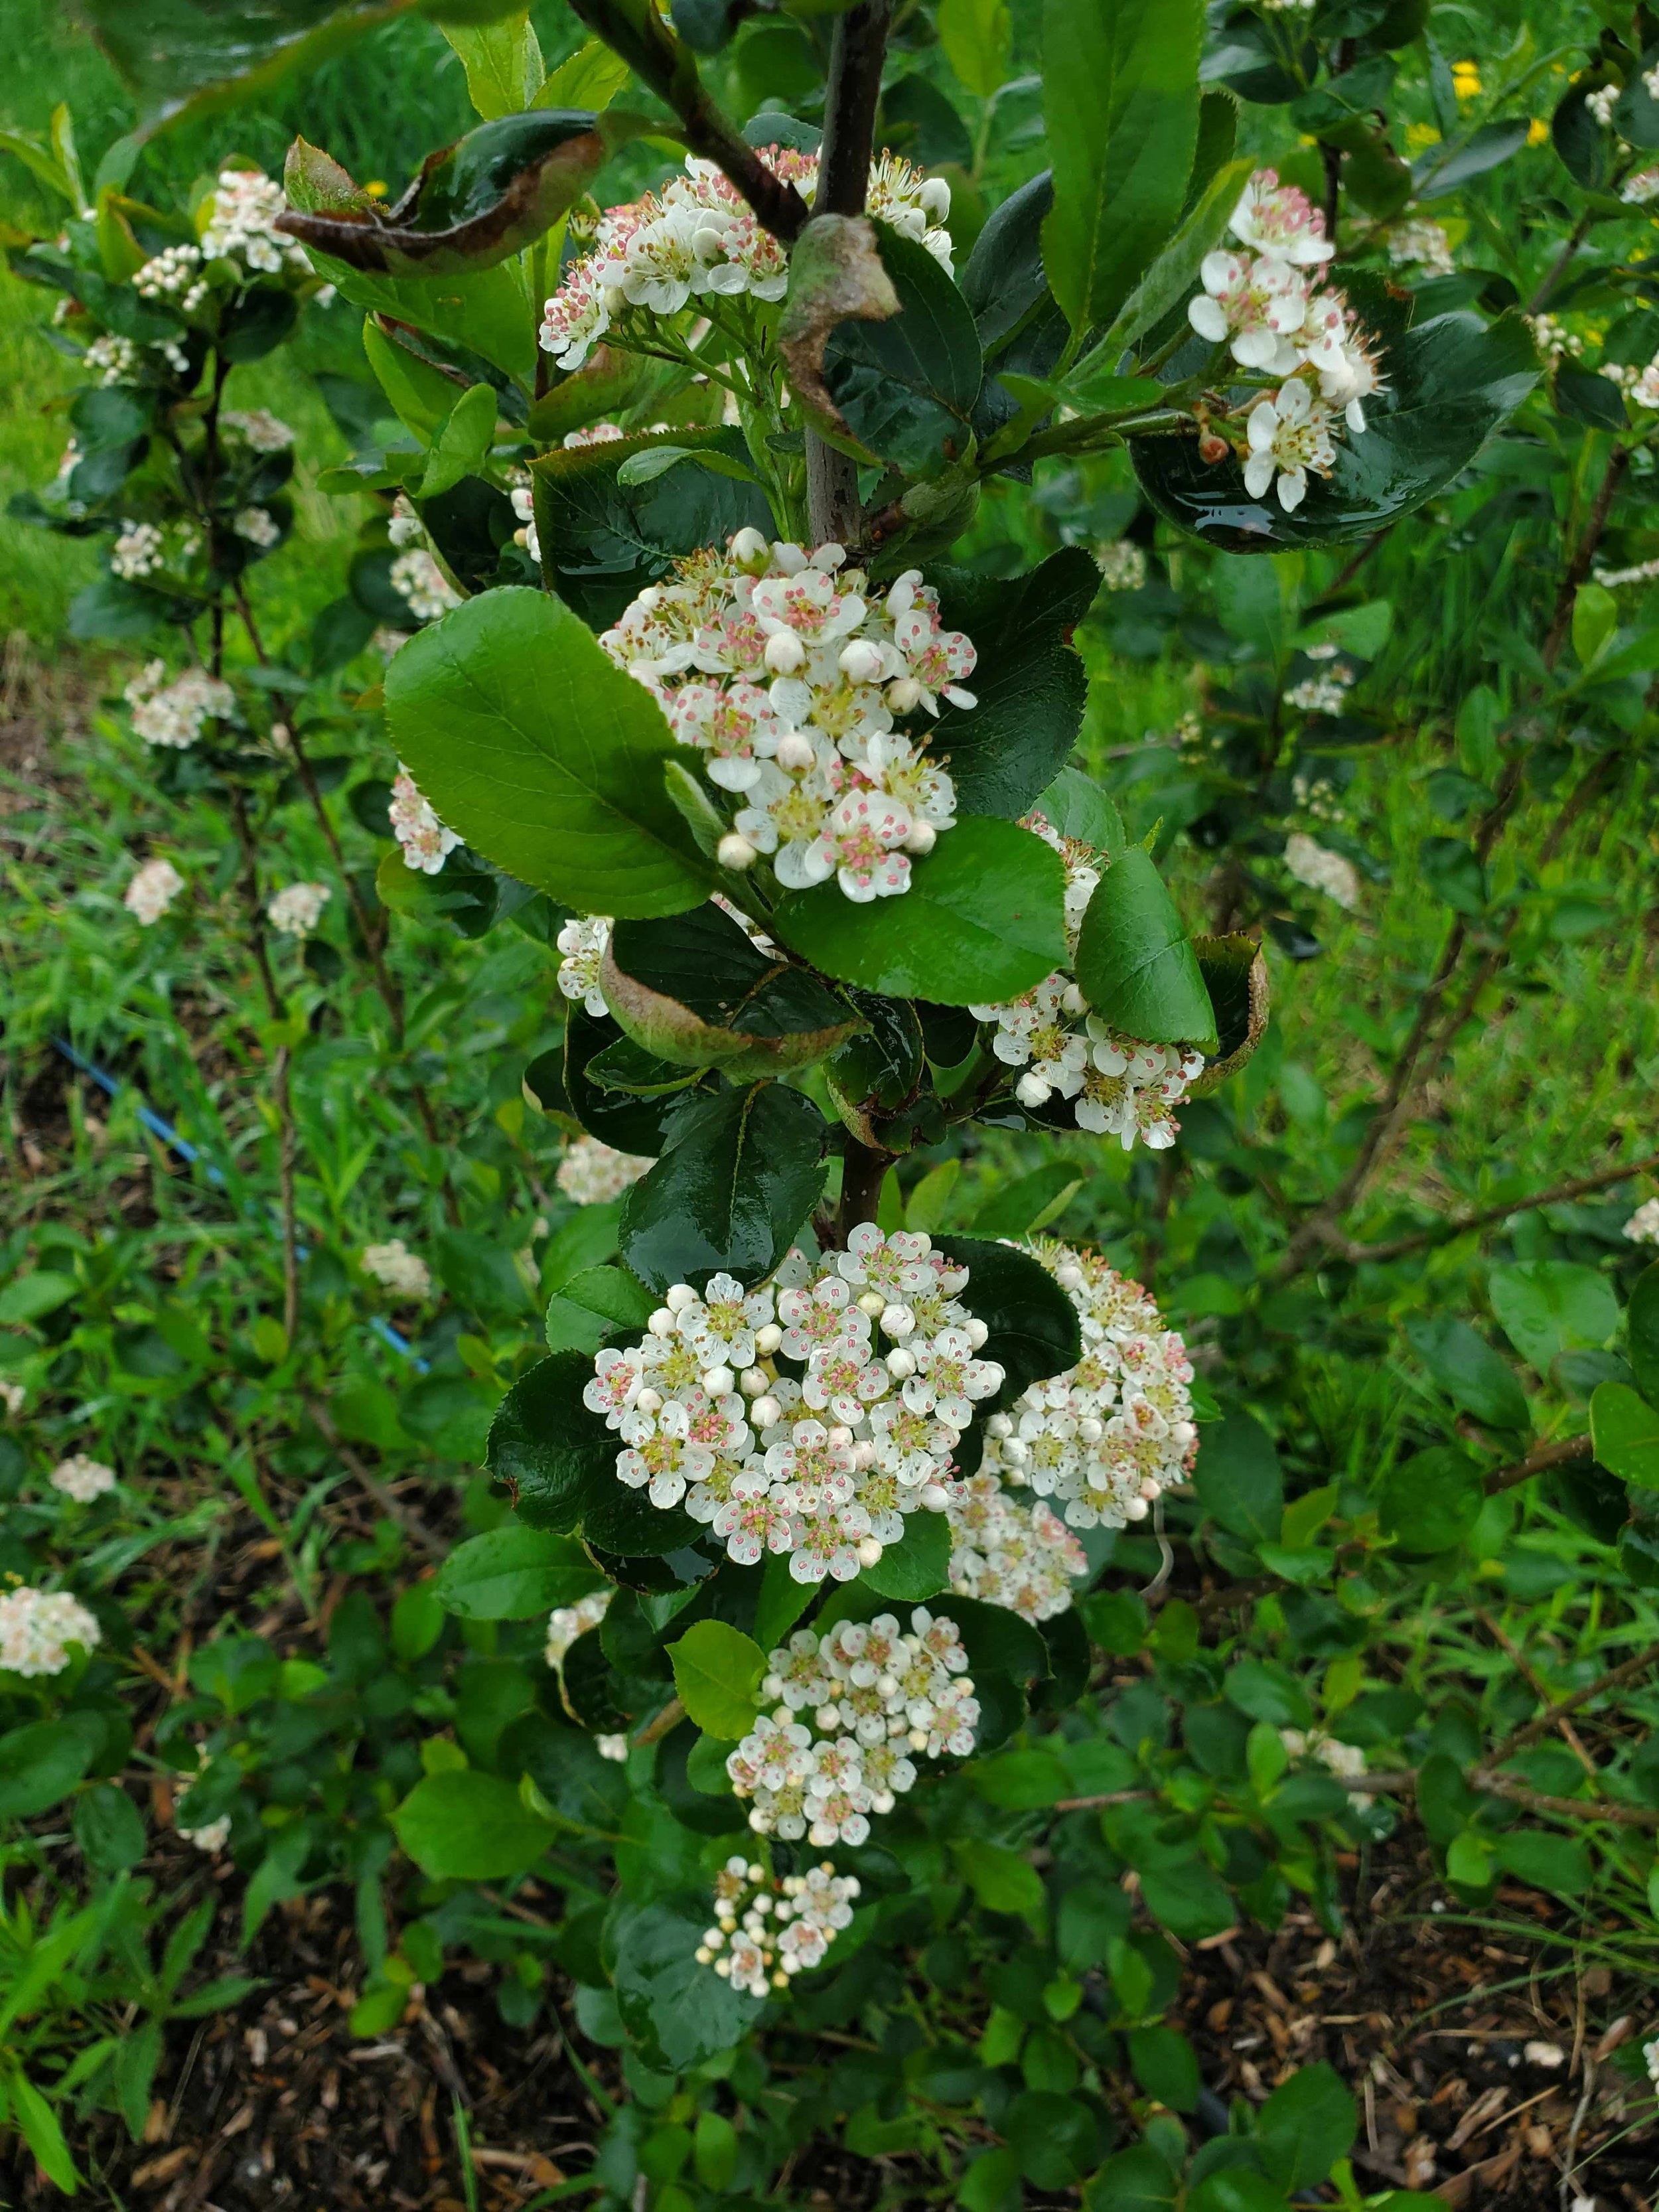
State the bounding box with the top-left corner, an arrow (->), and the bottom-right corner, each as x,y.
881,1303 -> 914,1339
838,638 -> 884,684
1173,1421 -> 1196,1445
1124,1494 -> 1150,1520
987,1413 -> 1013,1438
816,1703 -> 841,1731
886,1347 -> 916,1379
858,1290 -> 886,1317
1016,1072 -> 1052,1107
919,176 -> 952,220
828,1424 -> 853,1449
857,1536 -> 883,1568
764,629 -> 806,675
731,526 -> 769,568
666,1284 -> 697,1311
776,733 -> 816,773
903,820 -> 937,857
1198,431 -> 1231,465
1078,1416 -> 1104,1444
702,1364 -> 735,1397
648,1308 -> 676,1337
636,1387 -> 664,1414
755,1323 -> 782,1355
717,832 -> 758,871
885,676 -> 924,713
965,1317 -> 988,1348
921,1481 -> 948,1512
751,1394 -> 781,1429
739,1366 -> 768,1396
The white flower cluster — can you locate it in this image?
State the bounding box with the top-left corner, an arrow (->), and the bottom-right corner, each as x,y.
177,1807 -> 232,1854
1623,166 -> 1659,204
1644,2034 -> 1659,2091
1284,832 -> 1359,910
1283,662 -> 1353,715
390,546 -> 461,623
541,147 -> 950,371
557,913 -> 611,1016
602,537 -> 973,901
970,814 -> 1204,1151
1189,171 -> 1384,512
267,881 -> 330,937
943,1475 -> 1086,1621
1279,1726 -> 1366,1784
362,1239 -> 431,1297
697,1857 -> 861,1994
0,1585 -> 102,1677
1291,769 -> 1345,824
85,332 -> 139,385
1386,220 -> 1455,278
1595,556 -> 1659,587
0,1382 -> 25,1418
555,1134 -> 652,1207
222,408 -> 295,453
583,1226 -> 1004,1584
389,766 -> 461,874
1096,540 -> 1147,592
135,242 -> 208,311
50,1454 -> 117,1503
232,504 -> 281,549
728,1610 -> 977,1844
111,518 -> 200,581
545,1589 -> 611,1672
200,167 -> 309,277
124,857 -> 185,924
1527,313 -> 1582,364
1601,351 -> 1659,409
977,1238 -> 1198,1532
124,662 -> 234,749
1624,1197 -> 1659,1247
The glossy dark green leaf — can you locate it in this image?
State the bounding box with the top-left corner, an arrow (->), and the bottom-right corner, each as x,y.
1378,1443 -> 1483,1554
393,1770 -> 555,1881
565,1008 -> 691,1155
603,903 -> 861,1075
820,220 -> 983,476
1590,1381 -> 1659,1491
1075,848 -> 1216,1049
932,1593 -> 1048,1681
859,1511 -> 950,1600
436,1525 -> 605,1619
1189,932 -> 1269,1095
384,586 -> 713,918
531,427 -> 772,630
1555,364 -> 1628,433
1488,1261 -> 1618,1379
1134,291 -> 1538,552
936,1236 -> 1081,1405
1192,1412 -> 1282,1546
611,1896 -> 764,2068
773,816 -> 1068,1007
1033,767 -> 1125,855
1254,2063 -> 1356,2193
962,168 -> 1054,356
1406,1317 -> 1529,1430
667,1619 -> 766,1737
486,1351 -> 616,1532
1041,0 -> 1202,332
1628,1264 -> 1659,1406
421,473 -> 518,595
620,1082 -> 829,1292
282,110 -> 646,278
930,551 -> 1099,818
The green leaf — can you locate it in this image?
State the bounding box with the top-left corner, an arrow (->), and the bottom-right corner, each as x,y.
1034,767 -> 1125,855
667,1619 -> 766,1737
531,427 -> 774,629
1590,1381 -> 1659,1491
543,1262 -> 658,1353
1490,1828 -> 1591,1896
0,1270 -> 78,1325
536,37 -> 632,110
773,816 -> 1068,1007
1135,292 -> 1538,551
1406,1317 -> 1530,1430
1254,2063 -> 1356,2191
443,9 -> 543,118
0,1714 -> 104,1820
1378,1443 -> 1484,1554
930,552 -> 1100,818
1189,933 -> 1270,1097
73,1783 -> 148,1874
753,1553 -> 816,1651
859,1511 -> 950,1600
970,1163 -> 1082,1239
1074,848 -> 1216,1049
1041,0 -> 1202,332
419,380 -> 498,500
937,1236 -> 1082,1403
486,1351 -> 616,1533
392,1770 -> 555,1880
1137,1858 -> 1235,1942
970,1747 -> 1071,1808
1090,155 -> 1252,363
818,220 -> 983,477
603,903 -> 861,1076
952,1838 -> 1046,1923
384,586 -> 714,919
6,2067 -> 79,2193
938,0 -> 1011,98
620,1081 -> 828,1292
1191,1412 -> 1282,1546
611,1896 -> 763,2069
283,109 -> 648,279
1084,2146 -> 1179,2212
1488,1260 -> 1619,1380
1629,1263 -> 1659,1405
435,1526 -> 604,1618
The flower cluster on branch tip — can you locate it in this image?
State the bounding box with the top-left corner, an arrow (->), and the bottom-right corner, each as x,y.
0,1585 -> 102,1677
697,1858 -> 862,1995
1190,171 -> 1385,512
976,1241 -> 1198,1533
972,815 -> 1205,1151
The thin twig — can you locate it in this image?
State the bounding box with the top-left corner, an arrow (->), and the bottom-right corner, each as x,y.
1336,1147 -> 1659,1266
1484,1637 -> 1659,1767
1484,1432 -> 1592,1497
1477,1611 -> 1598,1776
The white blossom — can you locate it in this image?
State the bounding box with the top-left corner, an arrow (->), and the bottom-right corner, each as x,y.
1280,1726 -> 1370,1804
362,1239 -> 431,1298
124,857 -> 185,924
600,543 -> 972,903
50,1454 -> 117,1503
1623,167 -> 1659,204
1527,313 -> 1582,364
545,1587 -> 612,1670
1387,220 -> 1455,277
1623,1197 -> 1659,1247
583,1224 -> 1000,1582
1586,84 -> 1620,128
557,915 -> 612,1017
944,1474 -> 1087,1619
178,1812 -> 232,1854
200,167 -> 309,276
232,504 -> 280,548
135,241 -> 208,310
697,1856 -> 861,1992
1283,832 -> 1359,909
0,1382 -> 24,1418
389,767 -> 461,874
222,408 -> 294,452
0,1585 -> 102,1676
540,147 -> 950,370
1283,663 -> 1354,715
267,881 -> 330,936
1595,556 -> 1659,586
123,662 -> 234,749
111,522 -> 165,580
595,1732 -> 629,1761
974,1238 -> 1198,1534
390,547 -> 461,623
555,1135 -> 652,1205
84,332 -> 139,385
1096,540 -> 1147,591
1244,379 -> 1338,512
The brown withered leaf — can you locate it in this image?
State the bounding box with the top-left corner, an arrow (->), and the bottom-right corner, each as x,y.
777,214 -> 899,463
